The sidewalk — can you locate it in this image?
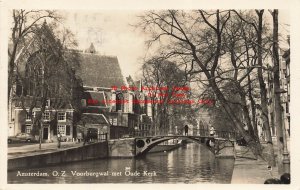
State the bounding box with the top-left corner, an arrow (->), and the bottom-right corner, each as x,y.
8,142 -> 82,159
231,145 -> 279,184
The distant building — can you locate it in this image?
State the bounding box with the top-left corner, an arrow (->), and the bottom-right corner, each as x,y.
256,36 -> 290,141
77,44 -> 153,139
281,41 -> 290,137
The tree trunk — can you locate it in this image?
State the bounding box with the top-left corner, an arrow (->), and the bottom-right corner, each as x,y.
193,10 -> 263,156
239,89 -> 255,137
8,43 -> 18,101
39,125 -> 42,150
272,9 -> 284,173
211,81 -> 263,156
256,10 -> 275,166
248,74 -> 259,140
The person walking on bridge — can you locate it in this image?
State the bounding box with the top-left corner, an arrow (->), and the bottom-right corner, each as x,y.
184,125 -> 189,136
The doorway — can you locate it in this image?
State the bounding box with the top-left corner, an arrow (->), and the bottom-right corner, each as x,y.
43,126 -> 49,140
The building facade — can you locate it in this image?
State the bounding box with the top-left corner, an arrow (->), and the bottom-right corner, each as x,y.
77,45 -> 153,139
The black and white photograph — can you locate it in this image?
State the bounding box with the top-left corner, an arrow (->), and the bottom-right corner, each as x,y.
1,1 -> 298,187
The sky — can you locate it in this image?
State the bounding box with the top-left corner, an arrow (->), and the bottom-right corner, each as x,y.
59,10 -> 290,80
60,10 -> 148,79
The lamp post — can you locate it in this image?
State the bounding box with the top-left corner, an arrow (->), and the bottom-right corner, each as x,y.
275,88 -> 290,173
281,105 -> 290,173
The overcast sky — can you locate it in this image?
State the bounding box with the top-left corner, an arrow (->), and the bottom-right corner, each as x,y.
60,10 -> 147,79
60,10 -> 290,80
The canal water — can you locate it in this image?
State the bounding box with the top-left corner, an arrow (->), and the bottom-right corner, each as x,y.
8,143 -> 235,183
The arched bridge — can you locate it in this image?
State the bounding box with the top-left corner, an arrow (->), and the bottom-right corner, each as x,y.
134,135 -> 236,158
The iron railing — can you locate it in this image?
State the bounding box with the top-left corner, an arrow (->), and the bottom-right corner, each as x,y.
126,128 -> 236,140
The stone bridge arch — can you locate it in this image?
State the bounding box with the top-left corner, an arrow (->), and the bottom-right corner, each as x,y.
135,136 -> 217,156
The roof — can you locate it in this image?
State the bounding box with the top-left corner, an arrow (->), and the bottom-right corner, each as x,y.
78,113 -> 110,125
82,91 -> 106,107
77,53 -> 126,88
13,97 -> 73,109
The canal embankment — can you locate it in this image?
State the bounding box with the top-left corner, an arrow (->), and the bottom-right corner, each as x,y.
8,143 -> 234,183
8,141 -> 108,171
8,138 -> 148,170
231,145 -> 279,184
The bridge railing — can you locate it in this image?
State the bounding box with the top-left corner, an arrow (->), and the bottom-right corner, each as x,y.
128,128 -> 236,140
194,129 -> 236,139
129,130 -> 152,137
214,130 -> 236,139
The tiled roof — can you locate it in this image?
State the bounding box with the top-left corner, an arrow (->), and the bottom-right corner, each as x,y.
82,91 -> 106,107
77,53 -> 126,88
78,113 -> 110,125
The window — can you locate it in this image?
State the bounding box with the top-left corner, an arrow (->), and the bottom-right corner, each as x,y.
128,94 -> 133,113
26,124 -> 32,134
45,99 -> 50,108
116,93 -> 124,111
26,112 -> 35,121
57,125 -> 66,135
147,101 -> 152,117
43,111 -> 50,121
113,117 -> 118,126
58,112 -> 66,121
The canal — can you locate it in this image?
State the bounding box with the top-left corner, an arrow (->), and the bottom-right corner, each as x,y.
8,143 -> 235,183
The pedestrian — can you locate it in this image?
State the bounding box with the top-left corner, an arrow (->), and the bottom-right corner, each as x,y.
280,173 -> 290,184
57,132 -> 61,148
184,125 -> 188,136
209,126 -> 215,137
84,129 -> 93,145
83,131 -> 89,146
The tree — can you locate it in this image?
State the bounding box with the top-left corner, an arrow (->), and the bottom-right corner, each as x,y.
8,10 -> 59,100
142,57 -> 191,135
270,9 -> 287,173
137,10 -> 277,159
14,21 -> 83,149
233,9 -> 276,166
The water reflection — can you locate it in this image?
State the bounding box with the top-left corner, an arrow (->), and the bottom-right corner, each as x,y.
8,143 -> 234,183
